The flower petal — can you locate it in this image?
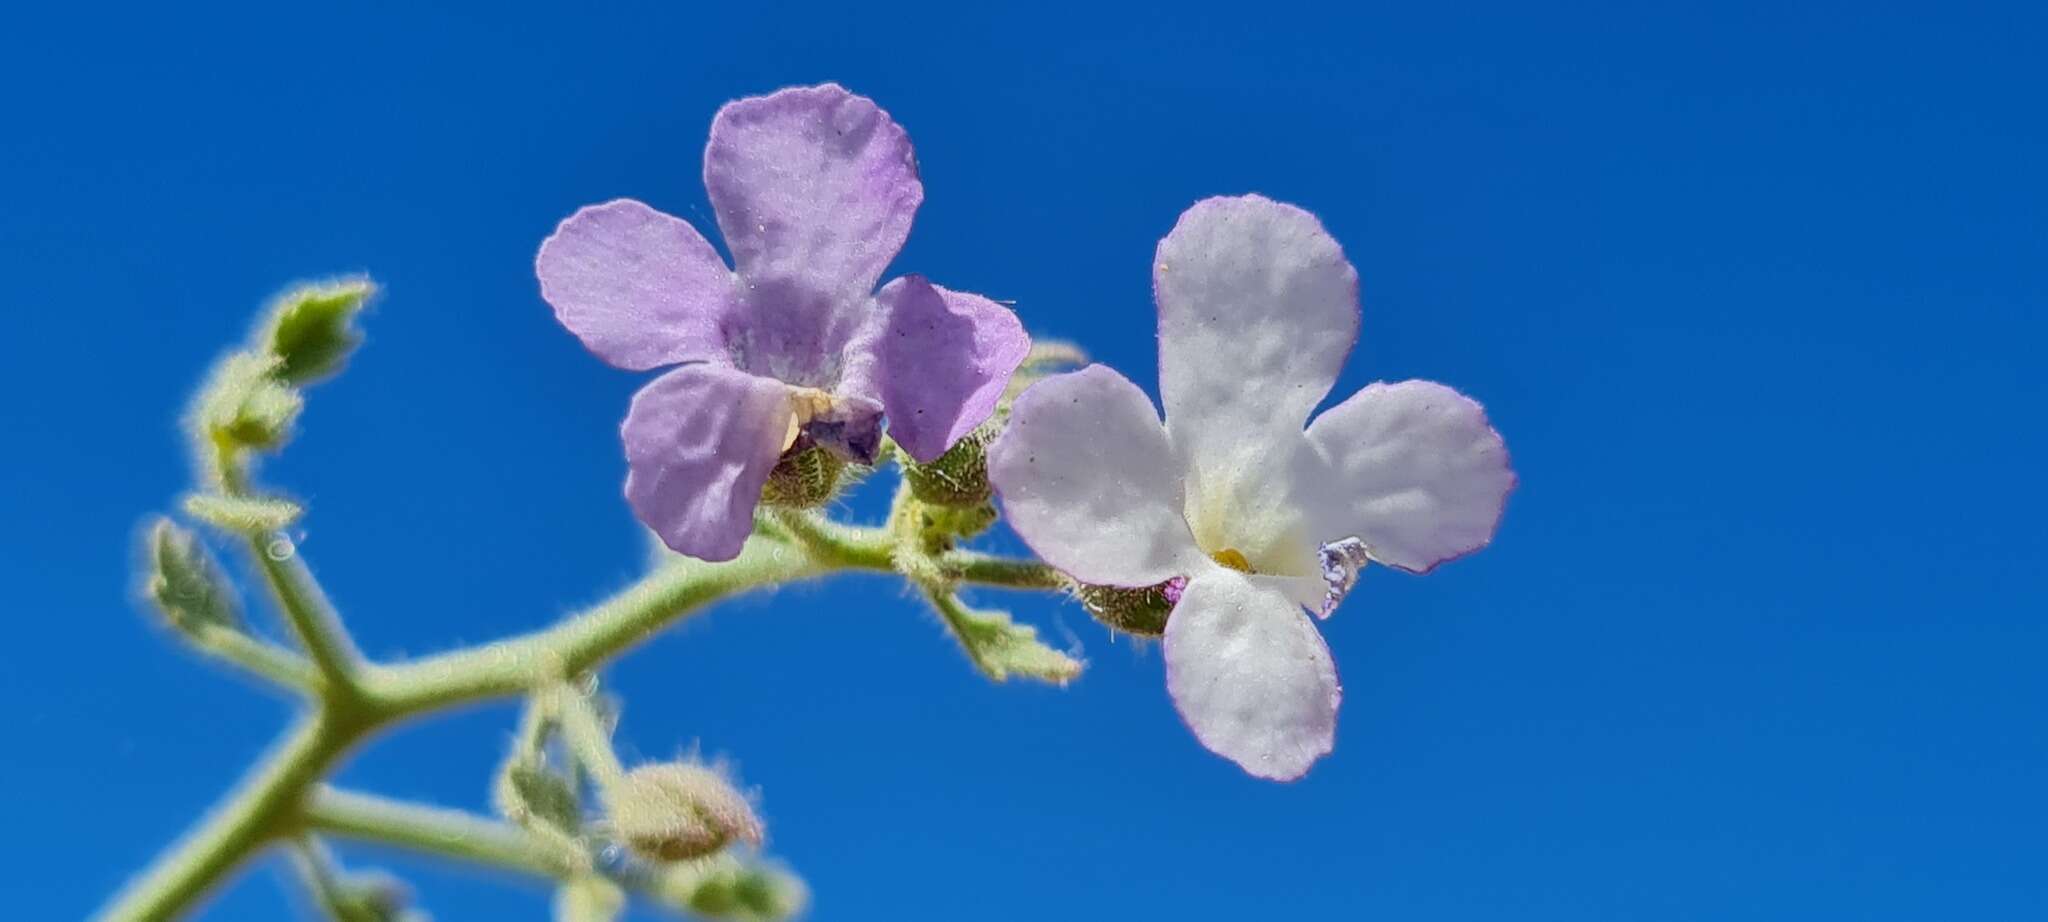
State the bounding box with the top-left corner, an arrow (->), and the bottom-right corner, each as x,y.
623,364 -> 793,561
1155,194 -> 1359,460
868,275 -> 1030,463
705,83 -> 920,307
1164,568 -> 1340,781
988,364 -> 1205,587
537,199 -> 736,370
1305,380 -> 1515,573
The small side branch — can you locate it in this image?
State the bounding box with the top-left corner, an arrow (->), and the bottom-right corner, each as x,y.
300,786 -> 584,878
180,622 -> 322,694
254,543 -> 365,692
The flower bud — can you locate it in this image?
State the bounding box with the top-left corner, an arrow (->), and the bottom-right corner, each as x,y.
259,278 -> 374,385
493,754 -> 583,840
902,422 -> 994,507
144,519 -> 242,632
334,870 -> 420,922
1075,577 -> 1184,637
603,763 -> 763,863
915,499 -> 998,542
676,862 -> 808,920
194,353 -> 303,451
759,438 -> 847,509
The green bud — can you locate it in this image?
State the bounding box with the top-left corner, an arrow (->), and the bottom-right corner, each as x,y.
759,440 -> 846,509
182,492 -> 302,534
1075,578 -> 1182,637
494,755 -> 583,840
195,353 -> 303,451
555,876 -> 625,922
919,499 -> 998,541
678,863 -> 808,921
332,870 -> 419,922
259,278 -> 374,385
144,519 -> 242,632
603,763 -> 763,863
902,423 -> 996,507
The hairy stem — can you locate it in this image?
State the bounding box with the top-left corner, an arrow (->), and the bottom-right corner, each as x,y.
255,546 -> 364,692
105,515 -> 1065,921
551,683 -> 629,788
98,536 -> 822,922
771,509 -> 1065,590
301,786 -> 583,878
366,539 -> 827,711
303,787 -> 795,914
96,713 -> 362,922
181,621 -> 322,694
216,450 -> 364,689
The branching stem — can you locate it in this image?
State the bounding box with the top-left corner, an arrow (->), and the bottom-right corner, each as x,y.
100,516 -> 1062,922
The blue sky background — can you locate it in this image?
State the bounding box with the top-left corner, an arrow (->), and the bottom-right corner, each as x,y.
4,2 -> 2044,919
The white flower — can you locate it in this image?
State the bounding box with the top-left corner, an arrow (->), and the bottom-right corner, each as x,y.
989,195 -> 1515,780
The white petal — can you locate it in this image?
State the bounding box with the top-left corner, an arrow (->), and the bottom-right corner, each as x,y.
1155,194 -> 1359,472
987,364 -> 1205,587
1305,380 -> 1515,573
1164,568 -> 1340,781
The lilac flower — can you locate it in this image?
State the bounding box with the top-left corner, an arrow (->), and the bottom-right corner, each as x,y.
988,195 -> 1515,780
537,85 -> 1029,561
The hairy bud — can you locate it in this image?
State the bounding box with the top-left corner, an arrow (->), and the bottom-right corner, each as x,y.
333,870 -> 421,922
195,353 -> 303,451
603,763 -> 763,863
144,519 -> 242,632
759,439 -> 846,509
259,278 -> 374,385
678,862 -> 809,920
1075,577 -> 1184,637
902,422 -> 995,508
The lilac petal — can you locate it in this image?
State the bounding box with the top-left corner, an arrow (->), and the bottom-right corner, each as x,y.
869,275 -> 1030,463
1164,568 -> 1340,781
705,84 -> 920,321
623,364 -> 793,561
1305,380 -> 1515,574
988,365 -> 1206,587
537,199 -> 736,371
1155,195 -> 1359,481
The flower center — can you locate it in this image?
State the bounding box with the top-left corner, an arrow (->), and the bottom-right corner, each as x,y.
780,387 -> 837,451
1209,547 -> 1254,573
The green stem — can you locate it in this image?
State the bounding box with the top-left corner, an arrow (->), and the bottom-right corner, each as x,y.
301,786 -> 582,878
105,516 -> 1063,921
943,550 -> 1070,591
254,540 -> 364,691
551,683 -> 629,788
302,787 -> 799,915
365,537 -> 827,710
182,622 -> 322,694
95,712 -> 364,922
770,509 -> 1065,591
214,449 -> 364,690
